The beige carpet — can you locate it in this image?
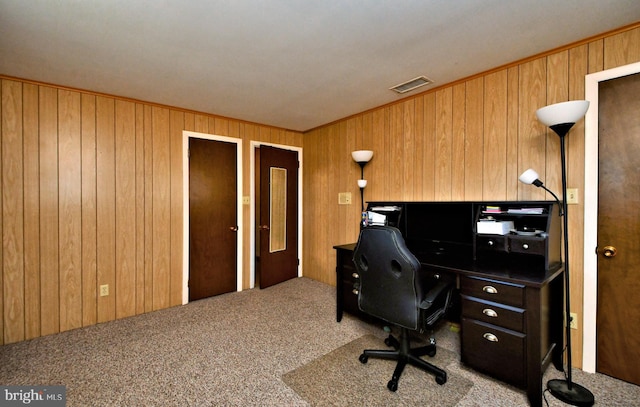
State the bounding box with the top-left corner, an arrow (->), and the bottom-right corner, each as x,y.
282,334 -> 473,406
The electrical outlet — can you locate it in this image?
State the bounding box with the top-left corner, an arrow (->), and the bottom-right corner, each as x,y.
100,284 -> 109,297
566,188 -> 579,204
569,312 -> 578,330
242,196 -> 250,205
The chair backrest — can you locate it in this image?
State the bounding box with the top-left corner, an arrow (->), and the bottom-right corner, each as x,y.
353,226 -> 425,330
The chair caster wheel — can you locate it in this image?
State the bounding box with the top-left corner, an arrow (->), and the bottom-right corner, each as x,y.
384,337 -> 393,347
435,373 -> 447,385
427,348 -> 436,357
359,354 -> 368,364
387,380 -> 398,392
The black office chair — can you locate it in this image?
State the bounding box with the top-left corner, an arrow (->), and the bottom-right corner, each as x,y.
353,225 -> 452,391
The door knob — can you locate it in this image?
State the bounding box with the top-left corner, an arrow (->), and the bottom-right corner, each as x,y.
229,226 -> 238,232
259,225 -> 270,231
602,245 -> 617,258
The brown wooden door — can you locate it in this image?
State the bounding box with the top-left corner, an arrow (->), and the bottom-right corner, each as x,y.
596,72 -> 640,386
189,138 -> 238,301
258,146 -> 299,288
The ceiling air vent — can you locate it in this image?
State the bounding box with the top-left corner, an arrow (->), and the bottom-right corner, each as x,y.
390,76 -> 433,94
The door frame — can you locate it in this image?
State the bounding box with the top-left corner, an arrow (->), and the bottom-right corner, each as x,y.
583,61 -> 640,372
249,141 -> 303,288
182,130 -> 243,304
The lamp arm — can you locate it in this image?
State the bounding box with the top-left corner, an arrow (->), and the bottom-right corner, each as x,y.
540,185 -> 564,216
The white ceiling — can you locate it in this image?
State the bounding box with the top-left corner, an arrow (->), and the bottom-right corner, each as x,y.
1,1 -> 639,132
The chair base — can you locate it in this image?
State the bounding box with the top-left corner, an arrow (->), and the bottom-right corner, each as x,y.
359,327 -> 447,391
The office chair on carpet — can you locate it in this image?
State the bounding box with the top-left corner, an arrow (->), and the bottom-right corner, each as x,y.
353,225 -> 453,391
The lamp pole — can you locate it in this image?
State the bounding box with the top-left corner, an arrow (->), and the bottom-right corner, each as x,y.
535,100 -> 594,407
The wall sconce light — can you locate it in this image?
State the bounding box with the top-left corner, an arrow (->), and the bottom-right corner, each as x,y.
520,100 -> 593,407
351,150 -> 373,212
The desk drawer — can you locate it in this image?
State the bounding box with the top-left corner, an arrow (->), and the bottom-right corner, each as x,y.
460,276 -> 525,308
509,236 -> 546,256
461,295 -> 525,332
476,235 -> 508,252
461,318 -> 525,387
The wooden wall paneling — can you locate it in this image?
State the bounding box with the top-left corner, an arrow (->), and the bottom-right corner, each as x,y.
23,83 -> 41,339
2,79 -> 25,344
322,125 -> 337,283
506,67 -> 520,201
194,114 -> 209,134
588,40 -> 604,74
451,83 -> 466,200
115,100 -> 136,319
81,94 -> 97,327
96,96 -> 116,323
360,112 -> 372,189
369,109 -> 386,202
272,128 -> 285,145
604,27 -> 640,69
143,105 -> 153,312
388,103 -> 404,200
170,110 -> 184,306
134,104 -> 145,314
214,117 -> 229,137
151,107 -> 171,310
208,116 -> 217,135
259,126 -> 271,143
412,97 -> 425,200
183,112 -> 195,132
544,51 -> 569,197
342,119 -> 355,244
349,116 -> 362,241
402,99 -> 416,200
435,87 -> 453,200
58,89 -> 82,332
303,129 -> 320,283
567,44 -> 589,366
39,86 -> 60,336
517,59 -> 547,201
483,70 -> 508,199
301,130 -> 316,282
421,93 -> 436,201
465,78 -> 484,200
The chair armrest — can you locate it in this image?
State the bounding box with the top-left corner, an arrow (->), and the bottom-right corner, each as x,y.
419,280 -> 452,310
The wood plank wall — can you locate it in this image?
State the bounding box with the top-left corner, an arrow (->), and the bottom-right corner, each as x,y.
0,82 -> 302,345
303,24 -> 640,367
1,22 -> 639,364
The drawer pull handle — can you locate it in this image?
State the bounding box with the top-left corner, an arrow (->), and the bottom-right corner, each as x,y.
483,333 -> 499,342
352,289 -> 359,295
482,285 -> 498,294
352,272 -> 359,279
487,240 -> 494,246
482,308 -> 498,318
522,243 -> 529,250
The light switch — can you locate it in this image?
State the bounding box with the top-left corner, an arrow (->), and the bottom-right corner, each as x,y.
338,192 -> 352,205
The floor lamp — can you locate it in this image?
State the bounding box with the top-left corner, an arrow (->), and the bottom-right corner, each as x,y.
352,150 -> 373,212
520,100 -> 594,406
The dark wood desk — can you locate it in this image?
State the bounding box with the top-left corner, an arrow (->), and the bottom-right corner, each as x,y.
334,200 -> 565,407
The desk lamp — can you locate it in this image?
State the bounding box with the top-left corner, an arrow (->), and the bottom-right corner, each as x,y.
520,100 -> 593,407
352,150 -> 373,212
